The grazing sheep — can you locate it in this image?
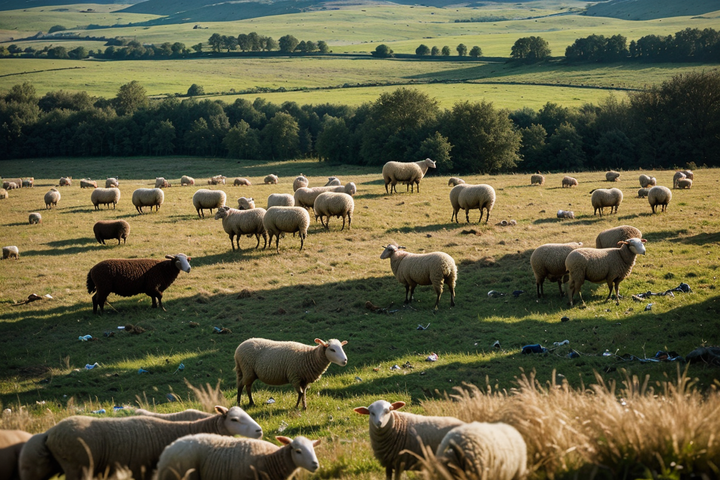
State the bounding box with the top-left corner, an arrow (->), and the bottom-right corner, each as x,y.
0,188 -> 7,199
590,188 -> 623,216
382,158 -> 436,194
313,192 -> 354,230
86,253 -> 191,313
435,421 -> 527,480
380,243 -> 457,310
450,184 -> 496,224
234,177 -> 251,186
44,406 -> 262,480
264,174 -> 279,184
325,176 -> 341,186
134,409 -> 213,421
192,189 -> 227,218
530,242 -> 584,298
530,174 -> 545,186
673,171 -> 686,188
447,177 -> 465,187
208,175 -> 227,185
262,206 -> 311,252
156,434 -> 320,480
235,337 -> 348,409
4,177 -> 23,189
28,212 -> 42,224
595,225 -> 642,249
648,186 -> 672,213
566,237 -> 647,306
267,193 -> 295,209
43,188 -> 60,209
681,169 -> 694,180
155,177 -> 170,188
132,188 -> 164,214
3,246 -> 19,259
17,433 -> 62,480
22,178 -> 34,188
4,182 -> 19,190
638,174 -> 656,188
80,179 -> 97,189
59,177 -> 72,187
606,171 -> 620,182
180,175 -> 195,186
105,177 -> 119,188
293,174 -> 309,192
0,429 -> 32,480
354,400 -> 464,480
237,197 -> 255,210
638,187 -> 650,198
214,206 -> 267,251
93,220 -> 131,245
677,178 -> 693,189
90,187 -> 121,210
561,176 -> 578,188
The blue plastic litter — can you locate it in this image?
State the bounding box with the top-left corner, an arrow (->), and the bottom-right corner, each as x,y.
522,344 -> 547,354
138,368 -> 149,374
91,409 -> 106,414
84,363 -> 99,370
567,351 -> 580,359
79,335 -> 92,341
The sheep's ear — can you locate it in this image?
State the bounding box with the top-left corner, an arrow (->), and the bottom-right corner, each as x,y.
315,338 -> 328,347
354,407 -> 370,415
276,436 -> 292,445
390,401 -> 406,411
617,241 -> 628,246
165,255 -> 175,260
312,439 -> 321,446
398,246 -> 406,249
341,340 -> 348,346
215,406 -> 228,415
641,239 -> 647,243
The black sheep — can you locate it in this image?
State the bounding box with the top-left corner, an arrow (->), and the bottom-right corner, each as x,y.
93,220 -> 131,245
86,254 -> 191,314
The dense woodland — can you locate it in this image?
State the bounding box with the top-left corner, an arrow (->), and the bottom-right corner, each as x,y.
1,70 -> 718,172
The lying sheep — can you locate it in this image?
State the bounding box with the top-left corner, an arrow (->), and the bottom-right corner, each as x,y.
235,337 -> 348,409
435,422 -> 527,480
606,171 -> 620,182
80,178 -> 97,189
237,197 -> 255,210
530,174 -> 545,186
3,246 -> 19,259
0,428 -> 32,480
18,432 -> 62,480
44,406 -> 262,480
677,178 -> 693,189
530,242 -> 584,298
90,187 -> 121,210
134,409 -> 212,421
263,206 -> 311,252
215,206 -> 267,251
208,175 -> 227,185
180,175 -> 195,186
264,174 -> 279,184
155,177 -> 170,188
590,188 -> 623,216
132,188 -> 164,214
192,189 -> 227,218
648,186 -> 672,213
561,176 -> 578,188
382,158 -> 436,194
325,176 -> 341,186
93,220 -> 131,245
234,177 -> 251,186
450,184 -> 496,223
354,400 -> 464,480
293,174 -> 309,192
638,187 -> 650,198
313,192 -> 354,230
29,212 -> 42,224
86,253 -> 191,313
156,434 -> 320,480
59,177 -> 72,187
105,177 -> 119,188
0,188 -> 7,199
639,174 -> 656,188
267,193 -> 295,208
447,177 -> 465,187
380,243 -> 457,310
44,188 -> 61,209
566,237 -> 647,306
595,225 -> 642,249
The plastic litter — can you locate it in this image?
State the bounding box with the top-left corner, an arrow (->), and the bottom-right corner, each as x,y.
561,316 -> 570,322
85,363 -> 99,370
173,363 -> 185,374
113,406 -> 124,411
213,327 -> 222,333
117,326 -> 125,329
355,376 -> 363,382
79,335 -> 92,341
277,420 -> 287,432
645,303 -> 653,311
567,350 -> 580,359
91,409 -> 106,414
426,353 -> 438,362
487,290 -> 505,298
602,350 -> 612,357
492,340 -> 501,348
512,290 -> 524,297
166,393 -> 178,402
390,364 -> 401,370
416,323 -> 430,330
522,344 -> 547,354
266,398 -> 275,404
553,340 -> 570,346
138,368 -> 149,374
634,283 -> 691,299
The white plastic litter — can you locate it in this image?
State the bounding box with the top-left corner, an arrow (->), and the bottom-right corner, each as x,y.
426,353 -> 438,362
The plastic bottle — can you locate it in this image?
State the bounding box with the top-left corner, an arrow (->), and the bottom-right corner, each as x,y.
84,362 -> 99,370
79,335 -> 92,341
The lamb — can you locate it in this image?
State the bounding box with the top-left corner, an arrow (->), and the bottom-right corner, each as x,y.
293,174 -> 309,192
134,409 -> 213,421
17,432 -> 62,480
595,225 -> 642,249
529,242 -> 584,298
237,197 -> 255,210
450,184 -> 496,224
22,178 -> 34,188
90,187 -> 121,210
4,181 -> 19,190
0,429 -> 32,480
86,253 -> 191,313
354,400 -> 464,480
59,177 -> 72,187
648,186 -> 672,213
638,174 -> 656,188
235,337 -> 348,409
192,189 -> 227,218
382,158 -> 436,194
43,406 -> 263,480
156,434 -> 319,480
638,187 -> 650,198
264,174 -> 279,184
208,175 -> 227,185
3,246 -> 19,259
435,422 -> 527,480
105,177 -> 119,188
43,188 -> 60,209
380,243 -> 457,310
313,192 -> 354,230
155,177 -> 170,188
180,175 -> 195,186
325,176 -> 341,186
530,174 -> 545,186
132,188 -> 164,214
0,188 -> 7,199
234,177 -> 251,186
447,177 -> 465,187
4,177 -> 23,189
677,178 -> 693,189
590,188 -> 623,216
566,237 -> 647,306
262,206 -> 311,252
80,179 -> 97,189
561,176 -> 578,188
267,193 -> 295,208
214,206 -> 267,251
605,171 -> 620,182
29,212 -> 42,224
93,220 -> 131,245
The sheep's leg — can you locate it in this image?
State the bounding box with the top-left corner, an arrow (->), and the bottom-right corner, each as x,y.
536,281 -> 542,298
92,294 -> 99,314
275,235 -> 280,253
384,182 -> 390,194
229,233 -> 236,251
447,280 -> 455,307
613,280 -> 621,305
116,238 -> 121,245
557,280 -> 565,297
385,466 -> 393,480
299,234 -> 305,251
260,233 -> 268,249
341,216 -> 346,231
408,285 -> 416,303
485,208 -> 491,224
433,284 -> 443,310
604,281 -> 615,303
404,285 -> 411,303
245,383 -> 255,406
465,210 -> 470,223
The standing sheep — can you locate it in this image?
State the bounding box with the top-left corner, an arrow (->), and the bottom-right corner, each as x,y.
530,242 -> 584,298
566,237 -> 647,306
380,243 -> 457,310
450,184 -> 496,224
80,179 -> 97,189
237,197 -> 255,210
181,175 -> 195,186
86,253 -> 191,313
595,225 -> 642,249
105,177 -> 119,188
29,212 -> 42,224
606,171 -> 620,182
677,178 -> 693,189
293,174 -> 309,192
673,171 -> 686,189
0,429 -> 32,480
132,188 -> 164,213
313,192 -> 354,230
3,246 -> 20,259
235,337 -> 348,409
648,186 -> 672,213
155,177 -> 171,188
681,169 -> 694,180
21,178 -> 34,188
638,174 -> 656,188
192,189 -> 227,218
90,187 -> 121,210
214,206 -> 268,251
208,175 -> 227,185
447,177 -> 465,187
264,174 -> 279,184
93,220 -> 131,245
44,188 -> 60,209
4,177 -> 23,188
59,177 -> 72,187
354,400 -> 464,480
234,177 -> 252,186
561,176 -> 578,188
267,193 -> 295,208
263,206 -> 310,252
17,432 -> 62,480
325,176 -> 341,186
382,158 -> 436,194
530,174 -> 545,186
638,188 -> 650,198
590,188 -> 623,216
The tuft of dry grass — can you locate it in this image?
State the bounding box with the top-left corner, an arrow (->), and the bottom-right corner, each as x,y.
184,378 -> 228,411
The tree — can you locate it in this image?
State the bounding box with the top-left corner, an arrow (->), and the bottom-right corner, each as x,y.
208,33 -> 223,52
456,44 -> 467,56
545,122 -> 585,170
47,46 -> 69,59
305,41 -> 318,52
8,45 -> 22,55
441,46 -> 451,56
261,112 -> 300,159
68,46 -> 87,59
187,84 -> 205,96
318,41 -> 329,53
417,132 -> 453,172
469,46 -> 482,58
416,44 -> 430,56
511,36 -> 551,61
223,120 -> 261,159
247,32 -> 261,51
237,34 -> 250,51
431,46 -> 440,56
184,117 -> 212,155
316,115 -> 350,162
537,102 -> 570,136
191,43 -> 203,53
595,129 -> 635,168
142,120 -> 175,155
278,35 -> 299,53
519,124 -> 547,172
114,81 -> 147,116
222,35 -> 238,52
48,25 -> 67,33
172,42 -> 186,55
371,44 -> 393,58
265,37 -> 278,51
5,82 -> 37,103
296,41 -> 307,52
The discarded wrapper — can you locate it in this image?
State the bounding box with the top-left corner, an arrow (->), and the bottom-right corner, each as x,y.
426,353 -> 438,362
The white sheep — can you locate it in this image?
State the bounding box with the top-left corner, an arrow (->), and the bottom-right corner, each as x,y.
237,197 -> 255,210
80,179 -> 97,189
22,177 -> 34,187
105,177 -> 119,188
0,428 -> 32,480
595,225 -> 642,249
18,432 -> 62,480
234,177 -> 251,186
155,177 -> 170,188
313,192 -> 354,230
192,189 -> 227,218
673,171 -> 686,189
180,175 -> 195,186
380,243 -> 457,310
638,187 -> 650,198
450,184 -> 496,224
90,187 -> 121,210
43,406 -> 262,480
382,158 -> 436,194
132,188 -> 164,214
606,171 -> 620,182
530,242 -> 584,298
235,337 -> 348,409
354,400 -> 464,480
325,176 -> 341,186
0,188 -> 7,199
3,245 -> 19,259
561,176 -> 578,188
267,193 -> 295,208
43,188 -> 60,209
648,186 -> 672,213
133,408 -> 213,421
639,174 -> 656,188
681,169 -> 694,180
530,174 -> 545,186
264,174 -> 279,184
293,174 -> 309,192
156,434 -> 320,480
590,188 -> 623,216
3,181 -> 19,190
59,176 -> 72,187
447,177 -> 465,187
262,206 -> 310,252
214,206 -> 267,250
677,178 -> 693,189
435,421 -> 527,480
208,175 -> 227,185
566,237 -> 647,306
29,212 -> 42,224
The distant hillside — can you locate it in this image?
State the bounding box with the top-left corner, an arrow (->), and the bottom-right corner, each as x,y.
0,0 -> 144,11
584,0 -> 720,20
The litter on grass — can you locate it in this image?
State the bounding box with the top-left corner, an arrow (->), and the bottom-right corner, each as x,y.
426,353 -> 438,362
417,323 -> 430,330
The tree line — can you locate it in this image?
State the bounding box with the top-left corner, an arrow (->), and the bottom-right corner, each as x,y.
1,71 -> 718,170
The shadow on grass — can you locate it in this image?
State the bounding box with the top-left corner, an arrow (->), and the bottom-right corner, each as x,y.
44,237 -> 96,247
22,245 -> 99,256
643,229 -> 689,242
385,223 -> 461,234
669,231 -> 720,245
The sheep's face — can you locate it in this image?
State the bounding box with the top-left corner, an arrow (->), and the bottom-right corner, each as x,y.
167,254 -> 192,273
278,436 -> 321,472
322,338 -> 348,366
354,400 -> 406,429
345,182 -> 357,195
424,158 -> 437,169
380,244 -> 398,259
237,197 -> 255,210
217,405 -> 264,439
626,238 -> 647,255
19,434 -> 60,480
214,207 -> 230,220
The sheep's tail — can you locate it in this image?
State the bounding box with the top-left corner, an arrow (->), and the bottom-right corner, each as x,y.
86,271 -> 96,294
